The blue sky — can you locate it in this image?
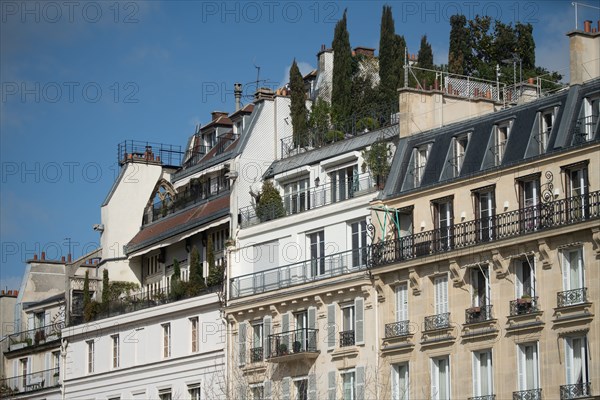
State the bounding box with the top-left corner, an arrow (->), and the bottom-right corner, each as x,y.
1,0 -> 598,290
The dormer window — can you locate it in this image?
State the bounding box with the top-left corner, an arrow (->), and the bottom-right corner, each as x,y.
580,96 -> 599,142
537,109 -> 555,152
451,133 -> 469,177
413,144 -> 429,186
493,122 -> 511,165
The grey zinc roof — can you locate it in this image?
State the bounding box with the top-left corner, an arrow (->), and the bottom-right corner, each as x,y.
264,124 -> 399,178
382,78 -> 600,200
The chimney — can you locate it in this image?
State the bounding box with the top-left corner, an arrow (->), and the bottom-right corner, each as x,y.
14,290 -> 18,296
1,290 -> 5,295
567,20 -> 600,84
354,47 -> 375,57
41,252 -> 45,260
211,111 -> 228,121
253,87 -> 275,102
234,83 -> 242,111
67,253 -> 72,263
61,256 -> 66,262
33,254 -> 38,261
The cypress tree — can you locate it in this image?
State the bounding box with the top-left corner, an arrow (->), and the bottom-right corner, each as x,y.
83,270 -> 90,309
331,9 -> 352,127
416,35 -> 435,87
448,14 -> 469,75
256,180 -> 285,222
206,236 -> 224,287
189,246 -> 205,291
289,59 -> 309,147
101,269 -> 109,310
378,6 -> 405,109
171,258 -> 183,299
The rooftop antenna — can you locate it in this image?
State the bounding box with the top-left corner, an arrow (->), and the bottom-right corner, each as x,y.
253,60 -> 261,91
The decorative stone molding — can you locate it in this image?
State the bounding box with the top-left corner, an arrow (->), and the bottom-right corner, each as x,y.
537,239 -> 552,269
491,249 -> 509,278
408,268 -> 421,296
591,227 -> 600,258
449,259 -> 465,287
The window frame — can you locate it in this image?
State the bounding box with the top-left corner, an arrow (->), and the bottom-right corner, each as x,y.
162,323 -> 171,358
111,334 -> 120,369
190,317 -> 199,353
86,340 -> 94,374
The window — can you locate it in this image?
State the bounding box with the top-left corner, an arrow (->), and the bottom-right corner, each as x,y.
537,109 -> 554,152
162,323 -> 171,358
251,384 -> 264,400
112,334 -> 120,368
86,340 -> 94,373
433,198 -> 453,251
309,230 -> 325,276
518,176 -> 540,232
350,220 -> 368,268
146,253 -> 160,276
493,122 -> 511,165
189,385 -> 201,400
330,165 -> 358,202
391,363 -> 409,400
284,178 -> 310,214
580,96 -> 599,141
340,304 -> 355,347
564,336 -> 589,387
564,163 -> 589,221
451,133 -> 469,176
52,351 -> 60,384
341,370 -> 356,400
434,275 -> 449,316
561,248 -> 585,305
295,378 -> 308,400
20,358 -> 28,387
34,311 -> 45,329
431,356 -> 450,400
191,317 -> 199,353
517,343 -> 539,392
395,283 -> 408,323
251,321 -> 263,362
473,187 -> 495,242
295,311 -> 309,351
472,350 -> 493,397
470,265 -> 490,308
413,144 -> 429,186
158,388 -> 172,400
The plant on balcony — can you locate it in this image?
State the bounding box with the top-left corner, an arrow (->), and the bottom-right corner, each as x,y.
293,340 -> 302,353
34,329 -> 45,345
170,259 -> 185,300
188,246 -> 206,296
356,116 -> 380,132
325,130 -> 344,143
362,140 -> 391,189
308,97 -> 331,147
290,59 -> 309,148
278,343 -> 288,355
256,180 -> 285,223
518,294 -> 532,304
206,238 -> 224,288
83,300 -> 100,322
101,269 -> 109,313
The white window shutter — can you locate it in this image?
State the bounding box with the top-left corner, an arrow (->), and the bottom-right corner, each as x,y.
355,297 -> 364,345
391,366 -> 399,400
396,284 -> 408,322
26,356 -> 32,385
238,321 -> 246,366
282,377 -> 290,400
562,250 -> 569,290
517,345 -> 525,390
263,316 -> 271,360
308,307 -> 317,330
515,262 -> 523,298
328,371 -> 337,400
565,338 -> 573,384
264,380 -> 272,400
45,352 -> 51,387
472,353 -> 480,396
356,365 -> 365,400
308,373 -> 317,400
327,303 -> 336,350
12,360 -> 18,390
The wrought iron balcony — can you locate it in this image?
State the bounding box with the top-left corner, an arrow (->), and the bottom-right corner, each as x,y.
513,388 -> 542,400
250,346 -> 263,363
230,246 -> 369,299
465,305 -> 493,324
424,312 -> 451,331
385,320 -> 410,338
239,173 -> 376,228
339,330 -> 355,347
7,321 -> 64,351
557,288 -> 588,308
468,395 -> 496,400
118,140 -> 183,167
0,367 -> 59,395
372,191 -> 600,268
510,296 -> 540,316
560,382 -> 591,399
267,328 -> 318,359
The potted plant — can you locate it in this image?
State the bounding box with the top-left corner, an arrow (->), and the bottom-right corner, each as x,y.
34,329 -> 45,345
278,343 -> 288,356
518,294 -> 532,304
293,340 -> 302,353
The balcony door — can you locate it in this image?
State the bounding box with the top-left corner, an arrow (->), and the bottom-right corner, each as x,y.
566,166 -> 588,221
472,350 -> 493,397
471,266 -> 490,308
295,311 -> 308,351
434,276 -> 448,315
476,189 -> 495,242
519,178 -> 540,232
391,363 -> 409,400
309,231 -> 325,277
562,248 -> 584,292
515,258 -> 536,298
434,199 -> 453,251
565,337 -> 589,386
517,343 -> 539,392
431,356 -> 450,400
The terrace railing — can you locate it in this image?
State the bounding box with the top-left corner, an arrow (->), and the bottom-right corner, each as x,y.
557,288 -> 588,308
118,140 -> 183,167
267,328 -> 318,358
0,367 -> 59,395
509,297 -> 540,316
372,191 -> 600,268
7,321 -> 64,351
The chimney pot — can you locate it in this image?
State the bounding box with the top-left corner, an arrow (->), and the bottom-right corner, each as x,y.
61,256 -> 65,262
14,290 -> 18,296
584,20 -> 591,33
41,252 -> 45,260
67,254 -> 72,263
234,83 -> 243,111
33,254 -> 38,261
1,290 -> 5,295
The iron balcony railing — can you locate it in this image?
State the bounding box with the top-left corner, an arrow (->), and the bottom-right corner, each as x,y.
572,115 -> 597,145
557,288 -> 588,308
465,305 -> 493,324
250,346 -> 263,363
372,191 -> 600,268
182,134 -> 239,168
510,296 -> 540,316
560,383 -> 591,399
424,312 -> 451,331
7,321 -> 64,351
513,389 -> 542,400
267,328 -> 318,358
239,173 -> 376,228
230,246 -> 369,299
118,140 -> 183,167
0,367 -> 59,395
339,330 -> 355,347
468,396 -> 496,400
384,320 -> 410,338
